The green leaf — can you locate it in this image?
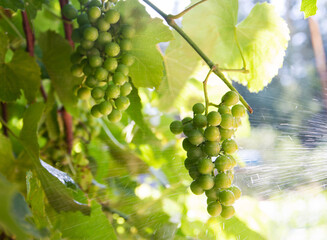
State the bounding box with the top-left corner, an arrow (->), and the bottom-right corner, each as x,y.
0,0 -> 24,11
39,31 -> 82,116
0,134 -> 15,177
24,0 -> 49,20
0,33 -> 41,102
183,1 -> 290,92
116,0 -> 173,89
301,0 -> 318,18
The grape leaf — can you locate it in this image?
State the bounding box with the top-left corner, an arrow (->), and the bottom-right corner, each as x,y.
39,31 -> 83,116
300,0 -> 318,18
0,33 -> 41,102
24,0 -> 49,20
182,0 -> 290,92
116,0 -> 173,89
0,0 -> 24,11
0,134 -> 15,177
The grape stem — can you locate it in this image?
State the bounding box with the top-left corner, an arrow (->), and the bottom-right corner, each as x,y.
203,65 -> 216,115
142,0 -> 253,114
168,0 -> 207,19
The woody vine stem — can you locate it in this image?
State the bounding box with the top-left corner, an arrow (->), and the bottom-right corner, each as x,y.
142,0 -> 253,114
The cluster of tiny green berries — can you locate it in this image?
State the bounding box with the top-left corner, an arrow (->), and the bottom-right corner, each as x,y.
63,0 -> 135,122
170,91 -> 246,219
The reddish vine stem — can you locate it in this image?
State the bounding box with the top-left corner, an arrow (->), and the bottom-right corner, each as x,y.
1,102 -> 8,136
59,0 -> 74,154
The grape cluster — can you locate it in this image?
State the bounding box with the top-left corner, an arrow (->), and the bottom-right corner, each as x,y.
63,0 -> 135,122
170,91 -> 245,219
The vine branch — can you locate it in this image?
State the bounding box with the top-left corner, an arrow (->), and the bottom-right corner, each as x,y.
142,0 -> 253,114
168,0 -> 207,19
203,65 -> 216,115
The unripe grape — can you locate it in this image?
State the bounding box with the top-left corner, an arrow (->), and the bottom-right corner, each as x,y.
120,82 -> 132,96
77,12 -> 89,26
91,104 -> 103,118
218,105 -> 231,115
192,103 -> 205,114
233,117 -> 242,128
113,72 -> 127,85
72,29 -> 82,43
182,117 -> 192,124
215,155 -> 232,172
62,4 -> 78,20
203,141 -> 220,157
183,122 -> 195,136
83,27 -> 98,41
71,64 -> 84,77
188,129 -> 204,146
88,55 -> 103,68
198,175 -> 214,190
87,48 -> 100,57
104,10 -> 120,24
189,166 -> 201,179
105,42 -> 120,57
232,104 -> 246,118
98,101 -> 112,115
97,18 -> 110,32
85,76 -> 98,88
116,64 -> 129,76
88,0 -> 102,8
94,67 -> 108,81
193,114 -> 207,128
204,126 -> 220,141
227,155 -> 237,167
220,114 -> 233,129
108,109 -> 122,122
105,84 -> 120,99
83,64 -> 94,76
121,25 -> 135,39
170,120 -> 183,135
184,158 -> 197,170
219,128 -> 234,140
229,186 -> 241,200
97,32 -> 112,45
91,87 -> 105,100
77,45 -> 87,55
214,173 -> 232,189
120,39 -> 132,51
187,146 -> 203,160
121,54 -> 135,66
197,158 -> 214,174
80,39 -> 94,50
207,111 -> 221,126
190,181 -> 204,195
182,138 -> 193,151
221,91 -> 239,106
103,58 -> 118,72
205,188 -> 218,199
115,96 -> 130,111
222,139 -> 238,154
77,87 -> 91,100
207,202 -> 222,217
219,190 -> 235,206
88,6 -> 101,21
226,170 -> 234,182
220,205 -> 235,219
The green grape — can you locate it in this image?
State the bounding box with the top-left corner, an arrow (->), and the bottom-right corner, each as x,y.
193,114 -> 207,128
103,57 -> 118,72
77,12 -> 89,26
71,64 -> 84,77
182,117 -> 192,124
197,158 -> 214,174
233,117 -> 242,128
107,74 -> 113,82
214,173 -> 232,189
72,29 -> 82,43
91,104 -> 103,118
85,76 -> 98,88
220,205 -> 235,219
182,138 -> 193,151
222,139 -> 238,154
97,18 -> 110,32
197,175 -> 214,190
226,170 -> 234,182
62,4 -> 78,20
88,6 -> 101,21
80,58 -> 88,67
170,120 -> 183,135
219,128 -> 234,140
207,202 -> 222,217
120,82 -> 132,96
115,96 -> 130,111
192,103 -> 205,114
94,67 -> 108,81
229,186 -> 241,200
120,39 -> 132,51
227,155 -> 237,167
121,25 -> 135,39
203,141 -> 220,157
189,166 -> 201,179
207,198 -> 216,204
105,42 -> 120,57
215,155 -> 232,172
207,111 -> 221,126
70,52 -> 83,64
204,126 -> 220,141
116,64 -> 129,76
219,190 -> 235,206
97,32 -> 112,45
77,87 -> 91,100
105,84 -> 120,99
108,109 -> 122,122
221,91 -> 239,106
91,87 -> 105,100
98,101 -> 112,115
232,104 -> 246,118
88,55 -> 103,68
190,180 -> 204,195
186,146 -> 203,160
113,72 -> 127,85
88,0 -> 102,8
77,45 -> 87,55
121,53 -> 135,66
184,158 -> 197,170
205,188 -> 218,199
183,122 -> 195,136
104,9 -> 120,24
83,27 -> 98,41
218,105 -> 231,115
80,40 -> 94,50
220,114 -> 233,129
188,129 -> 204,146
83,64 -> 94,76
87,48 -> 100,57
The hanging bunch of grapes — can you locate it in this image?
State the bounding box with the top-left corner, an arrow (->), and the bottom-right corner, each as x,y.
170,91 -> 245,219
63,0 -> 135,122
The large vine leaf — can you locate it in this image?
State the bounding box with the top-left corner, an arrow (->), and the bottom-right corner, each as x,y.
182,0 -> 290,92
0,33 -> 41,102
116,0 -> 173,89
300,0 -> 317,18
24,0 -> 48,20
39,31 -> 83,116
0,0 -> 24,11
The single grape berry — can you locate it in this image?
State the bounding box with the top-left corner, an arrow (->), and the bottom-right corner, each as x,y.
97,32 -> 112,46
220,114 -> 233,129
103,58 -> 118,72
120,82 -> 132,96
104,10 -> 120,24
219,190 -> 235,206
115,96 -> 130,111
205,188 -> 218,199
116,64 -> 129,76
227,155 -> 237,167
94,67 -> 108,81
88,0 -> 102,8
231,104 -> 246,118
62,4 -> 78,20
81,39 -> 94,50
77,12 -> 89,26
193,114 -> 207,128
83,27 -> 99,41
229,186 -> 242,200
97,18 -> 110,32
207,111 -> 221,126
121,25 -> 135,39
203,141 -> 220,157
215,155 -> 232,172
183,122 -> 195,136
88,6 -> 102,21
85,76 -> 98,88
105,42 -> 120,57
182,138 -> 193,151
221,91 -> 239,106
71,64 -> 84,77
77,87 -> 91,100
113,72 -> 127,85
220,205 -> 235,219
120,39 -> 132,51
218,105 -> 231,115
233,117 -> 242,128
98,101 -> 113,115
197,158 -> 214,174
184,158 -> 197,170
91,87 -> 105,100
204,126 -> 220,141
189,166 -> 201,179
91,104 -> 102,118
105,84 -> 120,99
197,175 -> 215,190
187,146 -> 203,160
87,48 -> 100,57
170,120 -> 183,135
182,117 -> 192,124
207,202 -> 222,217
192,103 -> 205,114
214,173 -> 232,189
88,55 -> 103,68
121,54 -> 135,66
108,109 -> 122,122
222,139 -> 238,154
190,180 -> 204,195
219,128 -> 234,140
188,129 -> 205,146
